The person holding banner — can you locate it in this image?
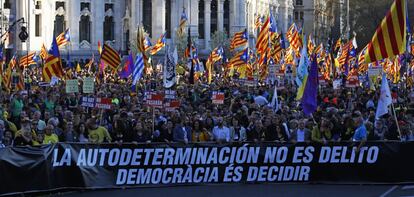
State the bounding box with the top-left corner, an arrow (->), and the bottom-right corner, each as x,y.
212,117 -> 230,143
87,118 -> 112,143
173,117 -> 192,144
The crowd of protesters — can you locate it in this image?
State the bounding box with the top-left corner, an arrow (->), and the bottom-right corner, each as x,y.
1,58 -> 414,148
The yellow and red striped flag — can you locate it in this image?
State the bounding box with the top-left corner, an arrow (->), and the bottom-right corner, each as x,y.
206,47 -> 224,84
15,70 -> 24,91
255,15 -> 263,30
307,34 -> 315,55
256,15 -> 270,55
56,29 -> 70,47
259,49 -> 271,80
100,43 -> 121,70
43,56 -> 64,82
9,55 -> 17,70
19,52 -> 36,68
358,46 -> 368,74
364,0 -> 407,63
137,25 -> 150,69
150,33 -> 166,55
40,44 -> 48,60
230,29 -> 248,51
334,38 -> 342,51
229,48 -> 249,68
144,37 -> 152,51
85,54 -> 94,70
337,40 -> 352,67
324,53 -> 332,80
286,23 -> 302,56
177,8 -> 188,37
271,32 -> 282,62
2,60 -> 13,90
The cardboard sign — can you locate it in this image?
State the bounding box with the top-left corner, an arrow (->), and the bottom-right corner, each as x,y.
345,75 -> 359,88
333,79 -> 342,90
83,77 -> 95,94
319,74 -> 328,86
50,76 -> 59,86
146,92 -> 164,107
212,91 -> 225,104
65,79 -> 79,93
164,90 -> 176,99
245,77 -> 258,87
275,64 -> 285,76
368,66 -> 382,77
95,98 -> 112,109
164,100 -> 180,112
81,97 -> 95,108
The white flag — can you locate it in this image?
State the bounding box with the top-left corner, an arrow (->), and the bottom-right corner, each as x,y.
163,47 -> 177,88
269,85 -> 279,112
375,74 -> 392,119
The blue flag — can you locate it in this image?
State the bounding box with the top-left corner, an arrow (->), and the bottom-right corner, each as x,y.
48,37 -> 60,57
120,53 -> 133,79
301,55 -> 318,115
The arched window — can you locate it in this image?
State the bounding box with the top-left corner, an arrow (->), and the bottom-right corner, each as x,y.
124,29 -> 130,51
54,1 -> 66,37
79,15 -> 91,42
224,0 -> 229,35
104,3 -> 114,41
104,16 -> 114,41
198,0 -> 204,39
210,0 -> 217,34
143,0 -> 152,37
54,15 -> 65,37
165,0 -> 171,38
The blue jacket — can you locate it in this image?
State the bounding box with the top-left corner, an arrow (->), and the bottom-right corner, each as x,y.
173,124 -> 192,142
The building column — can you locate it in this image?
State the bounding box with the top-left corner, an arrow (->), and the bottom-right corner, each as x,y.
185,0 -> 198,38
114,2 -> 122,49
93,1 -> 104,48
204,0 -> 211,49
70,1 -> 80,49
229,0 -> 235,35
170,0 -> 178,46
138,0 -> 143,25
130,0 -> 138,44
152,0 -> 165,42
217,0 -> 224,32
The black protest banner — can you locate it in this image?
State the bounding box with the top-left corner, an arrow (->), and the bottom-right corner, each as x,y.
1,142 -> 414,195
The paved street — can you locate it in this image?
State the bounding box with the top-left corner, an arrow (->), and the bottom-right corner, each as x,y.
54,184 -> 414,197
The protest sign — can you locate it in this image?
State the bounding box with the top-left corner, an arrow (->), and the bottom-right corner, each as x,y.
83,77 -> 95,94
65,79 -> 79,93
212,91 -> 225,104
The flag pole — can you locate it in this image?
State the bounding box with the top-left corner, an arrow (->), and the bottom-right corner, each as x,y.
391,102 -> 402,139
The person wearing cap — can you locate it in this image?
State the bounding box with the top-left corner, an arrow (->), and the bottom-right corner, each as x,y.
352,111 -> 367,142
14,118 -> 39,146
